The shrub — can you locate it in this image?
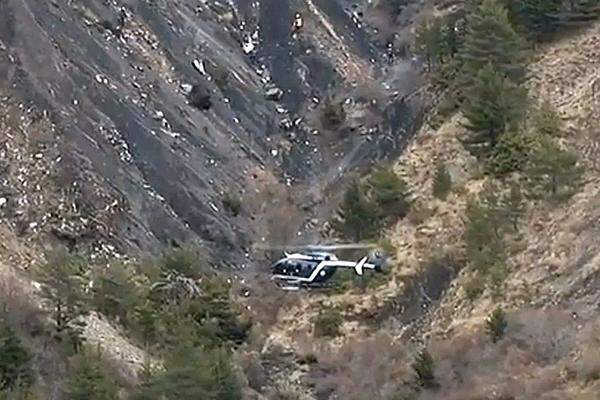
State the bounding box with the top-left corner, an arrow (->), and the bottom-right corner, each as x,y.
91,263 -> 141,327
486,307 -> 508,343
463,275 -> 485,300
432,161 -> 452,200
486,131 -> 538,175
133,345 -> 242,400
413,349 -> 438,389
527,138 -> 583,201
161,246 -> 208,279
64,350 -> 120,400
463,184 -> 512,294
0,325 -> 33,391
313,310 -> 343,338
150,276 -> 251,349
532,100 -> 561,136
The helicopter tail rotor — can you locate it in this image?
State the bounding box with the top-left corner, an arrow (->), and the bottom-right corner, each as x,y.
368,249 -> 388,272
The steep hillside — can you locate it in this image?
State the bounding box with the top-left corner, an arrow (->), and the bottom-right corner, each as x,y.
2,1 -> 600,399
0,0 -> 424,265
254,18 -> 600,400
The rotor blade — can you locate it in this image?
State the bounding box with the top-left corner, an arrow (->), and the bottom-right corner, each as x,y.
253,242 -> 378,251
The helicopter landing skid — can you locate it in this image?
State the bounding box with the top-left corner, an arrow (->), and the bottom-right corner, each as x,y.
273,278 -> 334,291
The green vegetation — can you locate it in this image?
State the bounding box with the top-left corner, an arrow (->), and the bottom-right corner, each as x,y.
369,167 -> 412,222
334,180 -> 380,241
334,168 -> 411,241
13,244 -> 249,398
460,0 -> 527,85
432,161 -> 452,200
313,309 -> 343,338
134,345 -> 241,400
527,138 -> 583,201
413,349 -> 437,389
0,326 -> 33,392
91,262 -> 140,328
486,131 -> 539,175
532,100 -> 562,136
486,307 -> 508,343
461,64 -> 527,156
501,181 -> 525,232
161,246 -> 208,280
463,181 -> 510,295
64,351 -> 120,400
503,0 -> 600,38
36,249 -> 89,355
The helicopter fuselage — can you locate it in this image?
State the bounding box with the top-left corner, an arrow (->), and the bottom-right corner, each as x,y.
270,251 -> 378,289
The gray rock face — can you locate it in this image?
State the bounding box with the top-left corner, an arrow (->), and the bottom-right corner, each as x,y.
0,0 -> 425,263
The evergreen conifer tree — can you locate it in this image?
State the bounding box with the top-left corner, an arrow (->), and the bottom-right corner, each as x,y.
502,181 -> 525,231
36,249 -> 89,354
92,263 -> 139,327
334,180 -> 380,241
369,167 -> 411,221
462,64 -> 527,155
65,351 -> 119,400
517,0 -> 562,35
414,19 -> 443,71
460,0 -> 528,85
528,138 -> 583,199
133,344 -> 241,400
0,326 -> 33,391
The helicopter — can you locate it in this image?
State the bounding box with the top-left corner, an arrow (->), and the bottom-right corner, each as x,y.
255,243 -> 388,290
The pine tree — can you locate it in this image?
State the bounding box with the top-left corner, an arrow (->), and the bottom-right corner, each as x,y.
432,162 -> 452,200
502,181 -> 525,231
462,64 -> 527,155
36,249 -> 89,354
414,19 -> 443,71
460,0 -> 528,85
211,348 -> 242,400
413,349 -> 437,389
133,301 -> 159,348
480,181 -> 505,238
486,307 -> 508,343
463,186 -> 506,277
133,344 -> 242,400
558,0 -> 600,27
65,351 -> 119,400
92,263 -> 139,327
369,167 -> 411,221
334,181 -> 380,241
528,138 -> 583,199
0,326 -> 33,391
516,0 -> 562,35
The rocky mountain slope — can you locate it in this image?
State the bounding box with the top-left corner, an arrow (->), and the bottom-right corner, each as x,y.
0,0 -> 425,266
3,1 -> 600,399
254,19 -> 600,399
